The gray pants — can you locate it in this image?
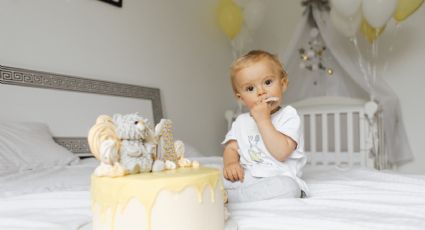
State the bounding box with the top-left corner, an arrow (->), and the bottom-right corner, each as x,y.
223,171 -> 301,203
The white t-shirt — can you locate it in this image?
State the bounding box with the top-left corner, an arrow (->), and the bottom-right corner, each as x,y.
222,105 -> 309,194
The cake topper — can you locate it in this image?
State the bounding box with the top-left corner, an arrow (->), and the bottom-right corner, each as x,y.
88,113 -> 198,177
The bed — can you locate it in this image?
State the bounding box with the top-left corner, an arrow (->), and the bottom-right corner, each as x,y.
1,65 -> 425,230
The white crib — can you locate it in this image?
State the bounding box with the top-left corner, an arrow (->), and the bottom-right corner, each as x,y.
292,97 -> 376,169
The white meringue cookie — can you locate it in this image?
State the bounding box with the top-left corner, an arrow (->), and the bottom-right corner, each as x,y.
178,158 -> 192,167
152,160 -> 165,172
191,160 -> 200,168
165,160 -> 177,170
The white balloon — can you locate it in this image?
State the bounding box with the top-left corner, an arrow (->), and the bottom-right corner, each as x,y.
330,0 -> 362,17
330,8 -> 362,37
362,0 -> 397,28
243,0 -> 266,31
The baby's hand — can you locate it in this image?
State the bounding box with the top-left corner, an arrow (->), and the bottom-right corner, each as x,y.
223,162 -> 244,182
250,99 -> 272,123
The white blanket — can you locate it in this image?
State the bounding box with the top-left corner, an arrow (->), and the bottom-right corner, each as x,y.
0,191 -> 91,230
0,159 -> 96,230
1,157 -> 425,230
228,168 -> 425,230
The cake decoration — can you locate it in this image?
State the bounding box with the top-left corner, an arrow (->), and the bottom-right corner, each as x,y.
88,112 -> 197,177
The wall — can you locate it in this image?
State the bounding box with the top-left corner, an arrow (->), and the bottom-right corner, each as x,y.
0,0 -> 235,156
254,0 -> 303,55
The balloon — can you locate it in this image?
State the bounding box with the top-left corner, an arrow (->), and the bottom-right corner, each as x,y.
360,19 -> 386,43
394,0 -> 424,22
243,0 -> 266,31
362,0 -> 397,28
217,0 -> 244,39
330,8 -> 362,37
330,0 -> 362,17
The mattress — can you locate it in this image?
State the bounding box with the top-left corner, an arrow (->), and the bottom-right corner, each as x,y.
1,157 -> 425,230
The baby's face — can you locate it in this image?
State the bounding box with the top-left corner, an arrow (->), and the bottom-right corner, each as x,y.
234,60 -> 287,111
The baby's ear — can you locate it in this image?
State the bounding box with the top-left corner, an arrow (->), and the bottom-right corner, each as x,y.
281,78 -> 288,90
235,93 -> 241,99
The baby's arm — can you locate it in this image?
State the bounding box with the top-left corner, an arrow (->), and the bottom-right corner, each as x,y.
223,140 -> 244,182
257,119 -> 296,161
250,101 -> 296,162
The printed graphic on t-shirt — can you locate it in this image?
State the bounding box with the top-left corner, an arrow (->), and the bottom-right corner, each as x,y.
248,135 -> 265,163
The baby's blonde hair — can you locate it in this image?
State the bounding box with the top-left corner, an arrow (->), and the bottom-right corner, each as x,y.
230,50 -> 288,94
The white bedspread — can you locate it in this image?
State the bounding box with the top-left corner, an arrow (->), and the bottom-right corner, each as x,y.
0,159 -> 96,230
228,168 -> 425,230
0,191 -> 91,230
1,157 -> 425,230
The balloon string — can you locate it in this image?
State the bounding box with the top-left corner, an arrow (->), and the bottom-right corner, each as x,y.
371,40 -> 379,101
382,22 -> 401,76
351,37 -> 373,101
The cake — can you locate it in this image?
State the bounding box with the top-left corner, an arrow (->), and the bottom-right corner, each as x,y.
91,167 -> 224,230
88,114 -> 225,230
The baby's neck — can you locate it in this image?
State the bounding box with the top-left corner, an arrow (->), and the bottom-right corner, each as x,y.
270,106 -> 281,115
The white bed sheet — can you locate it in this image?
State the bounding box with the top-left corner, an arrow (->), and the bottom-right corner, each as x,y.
0,158 -> 96,230
228,168 -> 425,230
1,157 -> 425,230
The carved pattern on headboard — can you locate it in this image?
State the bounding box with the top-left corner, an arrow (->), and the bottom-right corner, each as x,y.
53,137 -> 91,157
0,65 -> 163,157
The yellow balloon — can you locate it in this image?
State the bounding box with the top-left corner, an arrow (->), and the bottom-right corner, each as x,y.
361,19 -> 386,43
394,0 -> 424,22
217,0 -> 243,39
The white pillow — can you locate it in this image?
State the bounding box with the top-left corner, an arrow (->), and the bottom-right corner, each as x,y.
0,121 -> 79,175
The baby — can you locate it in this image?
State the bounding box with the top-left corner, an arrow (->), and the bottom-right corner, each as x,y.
222,50 -> 308,203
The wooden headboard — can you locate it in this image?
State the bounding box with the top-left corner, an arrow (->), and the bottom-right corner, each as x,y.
0,65 -> 163,157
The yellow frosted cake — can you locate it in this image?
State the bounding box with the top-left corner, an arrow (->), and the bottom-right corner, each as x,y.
91,167 -> 224,230
88,115 -> 224,230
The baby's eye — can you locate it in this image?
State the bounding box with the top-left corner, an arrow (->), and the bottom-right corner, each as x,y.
246,86 -> 254,92
265,79 -> 273,85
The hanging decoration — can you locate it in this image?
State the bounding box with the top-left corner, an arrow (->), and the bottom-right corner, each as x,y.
299,1 -> 333,76
302,0 -> 330,27
298,27 -> 334,76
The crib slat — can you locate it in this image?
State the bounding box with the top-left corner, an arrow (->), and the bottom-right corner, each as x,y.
309,114 -> 316,166
359,111 -> 366,167
335,113 -> 341,165
322,113 -> 328,165
347,112 -> 354,167
300,113 -> 311,166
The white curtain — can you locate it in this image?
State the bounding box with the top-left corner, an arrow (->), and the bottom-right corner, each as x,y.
281,7 -> 413,166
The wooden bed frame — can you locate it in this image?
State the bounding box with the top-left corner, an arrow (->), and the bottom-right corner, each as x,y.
0,65 -> 163,157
